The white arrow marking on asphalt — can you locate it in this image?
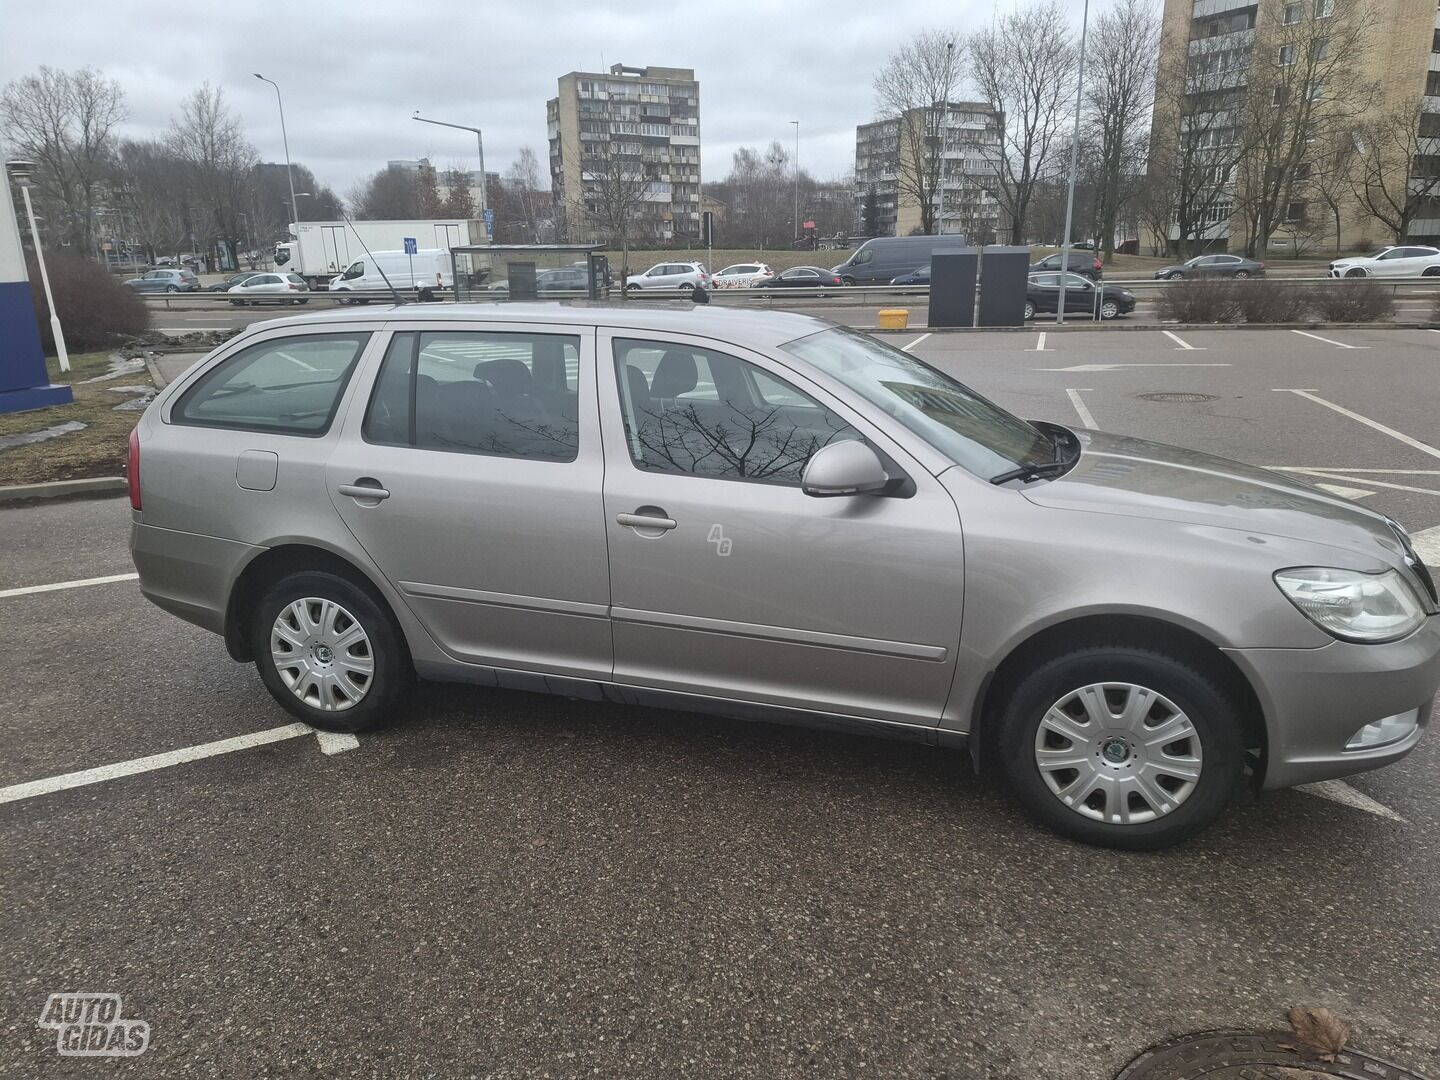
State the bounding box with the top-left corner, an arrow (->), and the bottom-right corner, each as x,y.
1065,389 -> 1097,428
1162,329 -> 1204,350
1038,363 -> 1231,372
1298,780 -> 1406,823
1313,483 -> 1376,499
0,573 -> 139,600
0,724 -> 358,805
1409,525 -> 1440,566
1273,390 -> 1440,460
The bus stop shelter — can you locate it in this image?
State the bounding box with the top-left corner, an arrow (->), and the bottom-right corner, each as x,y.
450,244 -> 607,302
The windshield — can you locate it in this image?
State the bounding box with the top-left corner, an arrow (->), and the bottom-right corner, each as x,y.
780,327 -> 1055,478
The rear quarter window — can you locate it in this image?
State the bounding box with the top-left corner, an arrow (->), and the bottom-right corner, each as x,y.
172,333 -> 370,436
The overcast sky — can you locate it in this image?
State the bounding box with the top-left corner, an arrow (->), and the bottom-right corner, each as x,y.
2,0 -> 1095,198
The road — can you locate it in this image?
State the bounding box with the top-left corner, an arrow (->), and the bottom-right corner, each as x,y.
3,327 -> 1439,1079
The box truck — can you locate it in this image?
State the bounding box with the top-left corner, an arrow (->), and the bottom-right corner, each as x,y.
274,219 -> 484,287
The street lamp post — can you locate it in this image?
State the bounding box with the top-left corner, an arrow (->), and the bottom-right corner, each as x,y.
254,75 -> 302,241
790,120 -> 800,244
412,113 -> 488,235
6,163 -> 68,372
1056,0 -> 1092,327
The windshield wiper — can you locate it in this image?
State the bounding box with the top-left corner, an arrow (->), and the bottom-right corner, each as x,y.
989,459 -> 1072,485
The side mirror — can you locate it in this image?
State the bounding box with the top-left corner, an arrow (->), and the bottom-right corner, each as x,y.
802,440 -> 889,498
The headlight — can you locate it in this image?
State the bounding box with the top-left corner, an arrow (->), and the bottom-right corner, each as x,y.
1274,567 -> 1426,643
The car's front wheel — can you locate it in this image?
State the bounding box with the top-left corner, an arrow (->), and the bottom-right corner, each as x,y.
998,646 -> 1244,850
250,571 -> 407,733
1345,267 -> 1367,278
1098,299 -> 1120,320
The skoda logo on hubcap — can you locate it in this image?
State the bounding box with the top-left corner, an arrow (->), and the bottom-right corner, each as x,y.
1102,738 -> 1130,764
314,644 -> 334,664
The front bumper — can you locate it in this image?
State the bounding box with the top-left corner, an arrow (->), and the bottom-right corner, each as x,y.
1225,617 -> 1440,789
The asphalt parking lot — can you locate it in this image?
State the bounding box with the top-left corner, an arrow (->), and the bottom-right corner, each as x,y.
3,325 -> 1439,1079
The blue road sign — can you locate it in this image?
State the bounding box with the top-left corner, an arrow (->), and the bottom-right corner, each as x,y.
483,209 -> 495,231
403,237 -> 418,255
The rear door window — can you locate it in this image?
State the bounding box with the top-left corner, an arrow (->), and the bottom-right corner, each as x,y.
173,333 -> 370,435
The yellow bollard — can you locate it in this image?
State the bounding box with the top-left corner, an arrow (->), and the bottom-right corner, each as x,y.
877,308 -> 910,330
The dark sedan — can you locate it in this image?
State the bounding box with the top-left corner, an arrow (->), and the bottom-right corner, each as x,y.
1024,272 -> 1135,321
890,265 -> 930,287
1029,250 -> 1104,280
206,272 -> 262,292
749,266 -> 844,296
1154,254 -> 1265,280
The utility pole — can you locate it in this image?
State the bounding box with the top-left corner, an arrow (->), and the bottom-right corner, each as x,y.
790,120 -> 800,244
1056,0 -> 1091,326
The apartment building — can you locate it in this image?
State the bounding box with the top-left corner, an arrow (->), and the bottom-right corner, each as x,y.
853,102 -> 1003,240
1154,0 -> 1440,253
547,64 -> 701,243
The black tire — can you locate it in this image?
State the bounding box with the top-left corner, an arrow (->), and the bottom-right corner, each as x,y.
1345,267 -> 1367,278
250,570 -> 408,733
998,645 -> 1244,850
841,276 -> 855,287
678,282 -> 695,292
230,299 -> 242,306
1099,300 -> 1120,320
166,285 -> 178,293
1023,300 -> 1036,320
1234,270 -> 1250,279
1423,267 -> 1440,277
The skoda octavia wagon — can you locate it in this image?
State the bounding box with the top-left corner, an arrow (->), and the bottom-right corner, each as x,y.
129,304 -> 1440,849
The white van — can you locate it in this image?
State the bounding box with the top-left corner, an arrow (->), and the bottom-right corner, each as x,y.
328,249 -> 451,302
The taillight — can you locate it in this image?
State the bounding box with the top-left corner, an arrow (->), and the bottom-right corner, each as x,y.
127,427 -> 141,510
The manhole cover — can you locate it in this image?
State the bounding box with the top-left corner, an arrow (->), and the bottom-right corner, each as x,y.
1117,1031 -> 1432,1080
1137,391 -> 1218,403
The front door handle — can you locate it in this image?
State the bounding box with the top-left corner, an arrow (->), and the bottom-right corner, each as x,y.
616,510 -> 677,531
338,480 -> 390,501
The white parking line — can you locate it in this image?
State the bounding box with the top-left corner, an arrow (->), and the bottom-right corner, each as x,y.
1273,390 -> 1440,460
1298,780 -> 1406,823
1161,330 -> 1204,350
0,723 -> 356,805
1273,469 -> 1440,498
901,333 -> 931,351
1028,332 -> 1051,352
0,573 -> 139,600
1065,389 -> 1097,428
1290,329 -> 1368,350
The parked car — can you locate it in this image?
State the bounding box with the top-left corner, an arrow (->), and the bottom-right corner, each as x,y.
1328,246 -> 1440,278
207,273 -> 263,293
123,268 -> 200,293
1025,272 -> 1135,321
624,262 -> 711,293
535,268 -> 591,296
130,304 -> 1439,851
750,266 -> 844,296
226,272 -> 311,306
1154,254 -> 1266,280
830,235 -> 969,286
1029,251 -> 1104,281
713,263 -> 774,289
890,265 -> 930,288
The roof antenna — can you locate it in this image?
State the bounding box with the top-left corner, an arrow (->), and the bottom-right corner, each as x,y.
341,209 -> 405,305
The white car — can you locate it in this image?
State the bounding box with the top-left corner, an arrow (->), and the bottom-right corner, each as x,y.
712,262 -> 774,289
1328,245 -> 1440,278
227,272 -> 311,305
624,261 -> 710,293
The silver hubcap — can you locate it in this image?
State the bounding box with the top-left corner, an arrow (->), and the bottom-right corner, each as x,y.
1034,682 -> 1203,825
1101,302 -> 1118,317
270,597 -> 374,712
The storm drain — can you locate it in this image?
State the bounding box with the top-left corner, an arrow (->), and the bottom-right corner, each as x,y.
1116,1031 -> 1432,1080
1137,391 -> 1218,403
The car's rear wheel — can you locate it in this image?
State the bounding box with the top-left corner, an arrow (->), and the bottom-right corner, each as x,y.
1423,266 -> 1440,277
250,571 -> 406,734
1023,300 -> 1036,320
998,646 -> 1244,850
165,285 -> 178,293
678,282 -> 694,292
1234,270 -> 1250,279
1099,299 -> 1120,320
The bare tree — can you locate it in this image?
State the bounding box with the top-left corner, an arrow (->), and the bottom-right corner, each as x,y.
110,139 -> 189,262
1349,101 -> 1440,242
873,30 -> 963,236
1136,164 -> 1178,255
1232,0 -> 1378,256
167,84 -> 257,267
505,147 -> 546,242
969,1 -> 1074,244
573,138 -> 657,288
0,66 -> 127,254
1085,0 -> 1159,262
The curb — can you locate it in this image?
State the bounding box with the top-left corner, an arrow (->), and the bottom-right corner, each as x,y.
144,356 -> 167,388
0,476 -> 128,507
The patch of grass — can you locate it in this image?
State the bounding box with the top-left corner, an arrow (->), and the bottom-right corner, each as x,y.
0,351 -> 149,487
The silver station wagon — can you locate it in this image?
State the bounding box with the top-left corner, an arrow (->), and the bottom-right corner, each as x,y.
129,304 -> 1440,849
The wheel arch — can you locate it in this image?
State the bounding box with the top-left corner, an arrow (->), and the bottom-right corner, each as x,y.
967,613 -> 1268,783
224,542 -> 409,667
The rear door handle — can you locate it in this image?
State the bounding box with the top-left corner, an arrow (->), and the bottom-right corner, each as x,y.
338,481 -> 390,501
616,512 -> 677,531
